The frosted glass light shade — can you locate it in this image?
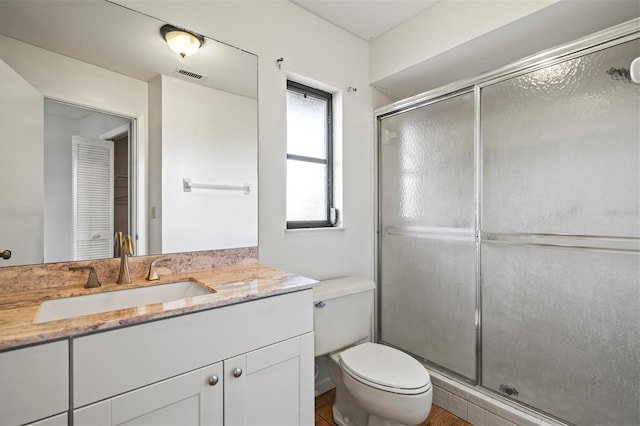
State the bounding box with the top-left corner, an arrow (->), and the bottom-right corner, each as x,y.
631,57 -> 640,83
161,25 -> 203,58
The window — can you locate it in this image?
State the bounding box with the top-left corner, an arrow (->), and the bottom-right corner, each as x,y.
286,80 -> 337,228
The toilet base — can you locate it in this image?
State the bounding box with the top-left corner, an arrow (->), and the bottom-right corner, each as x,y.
328,353 -> 369,426
333,404 -> 364,426
367,414 -> 407,426
333,404 -> 418,426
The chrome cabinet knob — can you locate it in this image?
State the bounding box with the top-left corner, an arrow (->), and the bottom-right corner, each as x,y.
232,367 -> 243,378
208,375 -> 219,386
0,250 -> 11,260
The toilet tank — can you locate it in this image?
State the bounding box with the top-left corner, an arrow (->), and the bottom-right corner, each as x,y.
313,277 -> 375,357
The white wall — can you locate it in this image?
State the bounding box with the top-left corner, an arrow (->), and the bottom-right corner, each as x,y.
80,114 -> 130,140
120,1 -> 374,280
43,114 -> 76,263
0,36 -> 148,119
0,34 -> 149,255
370,1 -> 558,84
151,75 -> 258,253
0,59 -> 43,266
148,76 -> 163,255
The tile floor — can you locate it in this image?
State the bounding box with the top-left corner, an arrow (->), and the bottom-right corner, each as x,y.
315,388 -> 472,426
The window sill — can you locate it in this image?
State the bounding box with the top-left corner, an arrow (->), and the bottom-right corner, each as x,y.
285,226 -> 345,233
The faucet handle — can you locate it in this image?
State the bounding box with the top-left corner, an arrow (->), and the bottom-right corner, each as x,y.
69,266 -> 101,289
146,257 -> 172,281
122,235 -> 134,256
150,257 -> 172,268
114,232 -> 123,257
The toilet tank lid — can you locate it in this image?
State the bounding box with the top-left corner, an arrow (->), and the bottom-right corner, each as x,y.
313,277 -> 375,302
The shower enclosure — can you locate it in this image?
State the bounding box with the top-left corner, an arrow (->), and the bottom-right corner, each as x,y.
376,21 -> 639,425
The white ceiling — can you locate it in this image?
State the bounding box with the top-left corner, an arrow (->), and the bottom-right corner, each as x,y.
289,0 -> 439,40
0,0 -> 257,99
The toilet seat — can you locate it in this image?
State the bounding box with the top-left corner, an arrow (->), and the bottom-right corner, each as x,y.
340,343 -> 431,395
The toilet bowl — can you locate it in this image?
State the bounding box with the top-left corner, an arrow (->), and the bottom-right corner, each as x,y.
339,343 -> 432,426
314,277 -> 432,426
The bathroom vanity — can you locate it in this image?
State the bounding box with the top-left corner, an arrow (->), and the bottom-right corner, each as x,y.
0,264 -> 316,426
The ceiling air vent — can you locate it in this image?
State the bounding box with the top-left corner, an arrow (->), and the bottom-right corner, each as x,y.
174,67 -> 208,82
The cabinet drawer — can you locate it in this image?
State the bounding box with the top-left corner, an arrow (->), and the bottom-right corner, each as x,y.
0,340 -> 69,425
73,289 -> 312,407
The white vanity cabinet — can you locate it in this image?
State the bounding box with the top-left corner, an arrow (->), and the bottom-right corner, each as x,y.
0,340 -> 69,426
75,333 -> 314,426
72,290 -> 314,426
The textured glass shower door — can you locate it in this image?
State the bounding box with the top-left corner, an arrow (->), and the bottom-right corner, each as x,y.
481,39 -> 640,425
379,92 -> 477,380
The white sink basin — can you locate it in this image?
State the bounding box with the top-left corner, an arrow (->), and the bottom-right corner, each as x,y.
35,281 -> 212,323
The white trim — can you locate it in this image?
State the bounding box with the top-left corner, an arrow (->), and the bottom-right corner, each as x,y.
285,227 -> 345,234
99,123 -> 129,140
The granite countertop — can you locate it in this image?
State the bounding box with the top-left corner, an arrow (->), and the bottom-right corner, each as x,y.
0,263 -> 317,351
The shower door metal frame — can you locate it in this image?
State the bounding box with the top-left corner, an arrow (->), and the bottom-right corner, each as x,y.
374,16 -> 640,415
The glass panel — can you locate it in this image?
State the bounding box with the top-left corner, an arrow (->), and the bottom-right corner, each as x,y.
380,92 -> 475,229
482,40 -> 640,237
286,90 -> 327,159
286,159 -> 327,221
379,92 -> 476,380
380,235 -> 476,380
481,244 -> 640,425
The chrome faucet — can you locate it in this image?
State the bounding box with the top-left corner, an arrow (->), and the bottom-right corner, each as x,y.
117,235 -> 134,284
69,266 -> 101,289
146,257 -> 172,281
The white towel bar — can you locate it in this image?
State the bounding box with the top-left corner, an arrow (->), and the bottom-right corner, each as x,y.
183,178 -> 250,194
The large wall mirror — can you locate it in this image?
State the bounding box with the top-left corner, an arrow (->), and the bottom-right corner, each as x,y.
0,0 -> 258,267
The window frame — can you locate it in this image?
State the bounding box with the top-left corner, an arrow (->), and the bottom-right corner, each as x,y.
286,80 -> 335,229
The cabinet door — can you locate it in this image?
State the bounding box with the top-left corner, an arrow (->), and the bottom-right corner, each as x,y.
0,340 -> 68,426
75,363 -> 223,426
225,333 -> 314,426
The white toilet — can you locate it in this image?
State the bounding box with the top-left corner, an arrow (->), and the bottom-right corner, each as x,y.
314,277 -> 432,426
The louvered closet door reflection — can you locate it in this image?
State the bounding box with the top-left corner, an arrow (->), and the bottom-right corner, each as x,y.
72,136 -> 114,261
379,91 -> 476,380
480,39 -> 640,425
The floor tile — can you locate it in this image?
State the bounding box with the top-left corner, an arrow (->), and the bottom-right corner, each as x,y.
315,390 -> 471,426
315,388 -> 336,407
316,401 -> 334,422
315,416 -> 332,426
423,404 -> 472,426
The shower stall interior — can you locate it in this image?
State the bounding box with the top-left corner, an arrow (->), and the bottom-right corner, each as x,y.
376,21 -> 639,426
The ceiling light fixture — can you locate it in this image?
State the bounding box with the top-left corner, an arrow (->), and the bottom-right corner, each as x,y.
160,24 -> 204,58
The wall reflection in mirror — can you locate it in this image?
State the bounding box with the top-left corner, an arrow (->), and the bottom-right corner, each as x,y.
0,0 -> 258,267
